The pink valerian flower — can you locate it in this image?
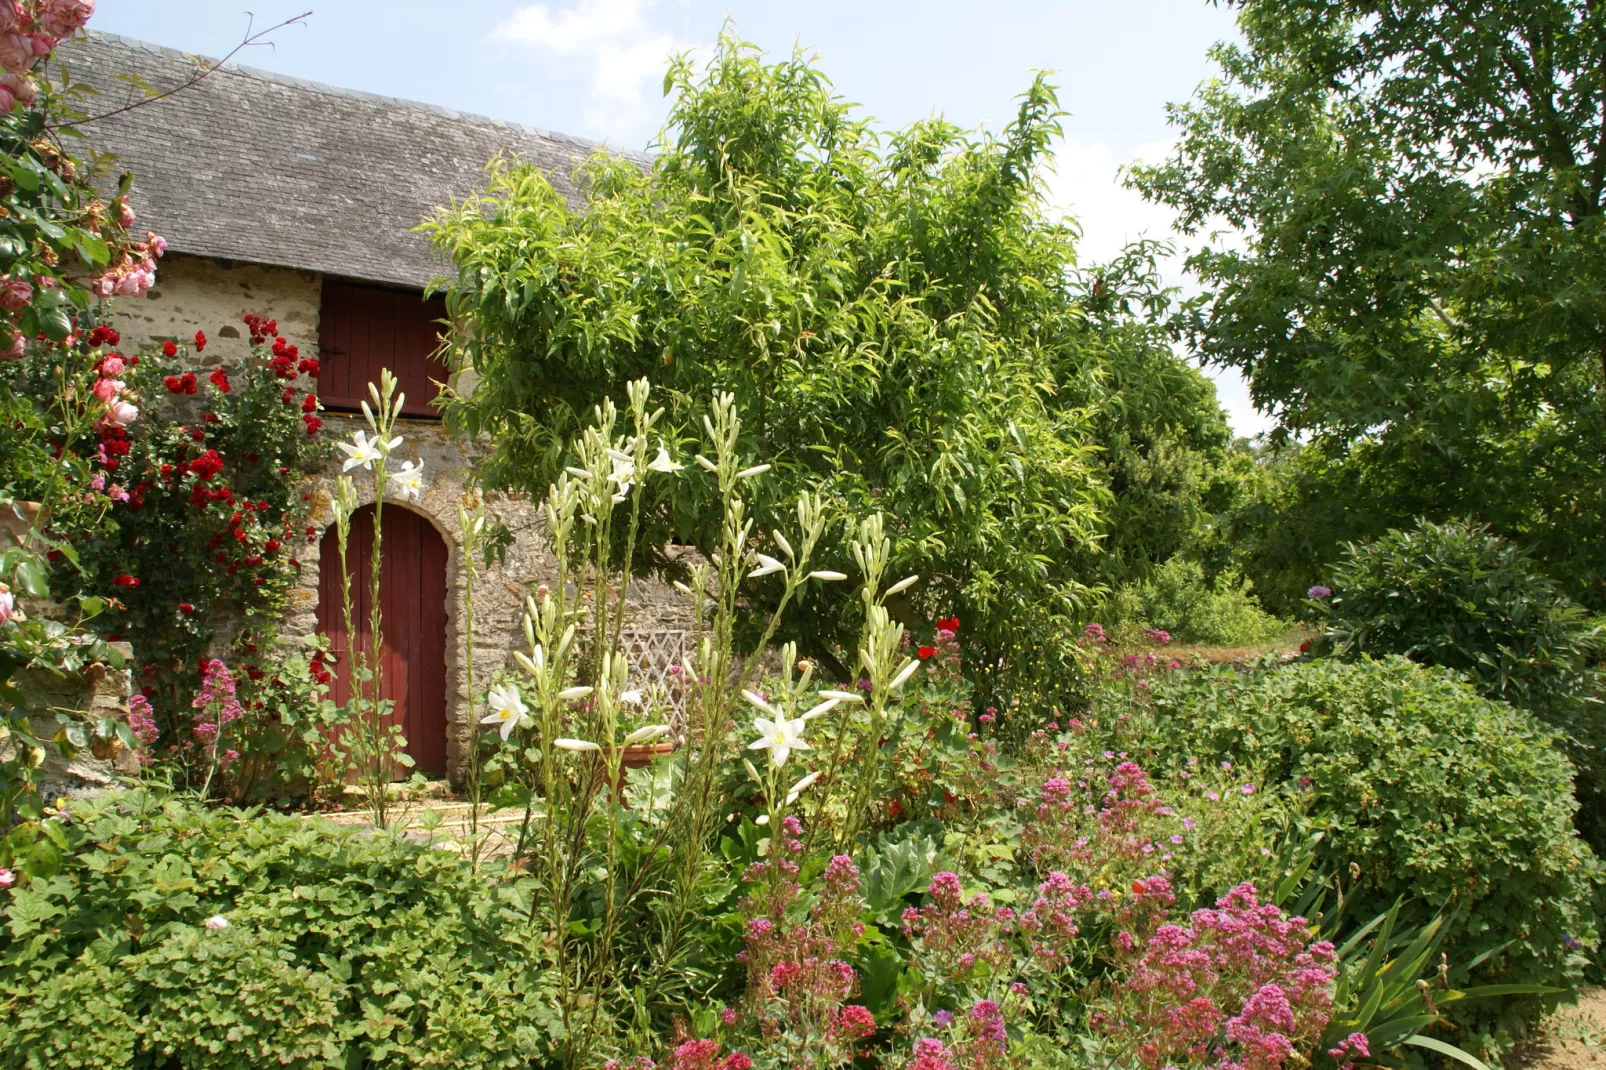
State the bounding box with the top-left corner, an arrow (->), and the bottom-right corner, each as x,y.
1099,883 -> 1337,1070
1327,1031 -> 1370,1070
126,693 -> 159,762
191,659 -> 245,767
903,873 -> 1015,985
907,1037 -> 955,1070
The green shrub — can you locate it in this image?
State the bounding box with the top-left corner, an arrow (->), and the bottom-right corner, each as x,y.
1128,556 -> 1287,646
0,790 -> 562,1069
1321,518 -> 1606,847
1148,656 -> 1601,1043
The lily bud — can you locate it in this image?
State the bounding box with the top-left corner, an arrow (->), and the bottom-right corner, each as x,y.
884,574 -> 919,597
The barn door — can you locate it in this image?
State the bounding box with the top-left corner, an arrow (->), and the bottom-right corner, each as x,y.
315,504 -> 449,778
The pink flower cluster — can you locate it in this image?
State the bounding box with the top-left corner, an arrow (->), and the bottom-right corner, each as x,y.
127,692 -> 159,763
191,658 -> 244,766
1101,883 -> 1338,1070
90,351 -> 139,427
86,230 -> 166,300
662,1040 -> 751,1070
901,872 -> 1014,984
0,0 -> 95,111
1023,760 -> 1183,878
736,830 -> 871,1066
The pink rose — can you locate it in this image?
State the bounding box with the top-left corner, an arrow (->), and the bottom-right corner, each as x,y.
0,33 -> 31,72
0,582 -> 13,625
0,2 -> 23,36
101,354 -> 125,375
106,399 -> 138,427
0,84 -> 13,114
116,200 -> 134,229
92,377 -> 125,403
29,33 -> 55,58
0,275 -> 30,311
39,0 -> 95,39
0,72 -> 34,106
0,331 -> 22,360
146,232 -> 167,258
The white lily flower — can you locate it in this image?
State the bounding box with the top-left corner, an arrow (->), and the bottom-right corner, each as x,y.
619,689 -> 643,707
622,724 -> 670,745
747,716 -> 809,768
382,435 -> 404,454
742,689 -> 782,718
772,530 -> 794,557
393,459 -> 426,503
817,689 -> 866,704
694,454 -> 719,472
884,574 -> 920,596
481,685 -> 528,741
338,431 -> 381,472
736,464 -> 771,479
556,685 -> 594,701
809,571 -> 848,582
888,658 -> 921,691
801,698 -> 840,721
607,451 -> 636,493
554,738 -> 600,752
748,554 -> 786,578
648,442 -> 684,473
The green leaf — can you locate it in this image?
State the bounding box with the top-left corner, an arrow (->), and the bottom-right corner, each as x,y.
1403,1035 -> 1495,1070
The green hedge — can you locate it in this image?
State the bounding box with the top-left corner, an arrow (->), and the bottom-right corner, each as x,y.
1148,656 -> 1601,1041
0,790 -> 561,1069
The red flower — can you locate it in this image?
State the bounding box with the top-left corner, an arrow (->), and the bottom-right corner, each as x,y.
160,463 -> 174,479
178,603 -> 194,616
208,368 -> 231,393
193,330 -> 207,352
233,528 -> 247,542
161,340 -> 178,357
188,449 -> 225,481
936,616 -> 960,632
917,645 -> 936,660
302,414 -> 323,434
297,357 -> 319,377
265,538 -> 281,553
301,392 -> 317,413
112,573 -> 140,588
164,375 -> 184,394
252,576 -> 264,586
246,666 -> 264,681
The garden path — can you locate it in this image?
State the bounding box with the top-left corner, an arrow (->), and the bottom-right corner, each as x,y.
1508,989 -> 1606,1070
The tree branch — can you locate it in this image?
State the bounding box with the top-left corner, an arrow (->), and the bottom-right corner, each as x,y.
58,11 -> 312,130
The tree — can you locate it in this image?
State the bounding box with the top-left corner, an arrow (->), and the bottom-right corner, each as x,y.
425,35 -> 1228,705
1131,0 -> 1606,608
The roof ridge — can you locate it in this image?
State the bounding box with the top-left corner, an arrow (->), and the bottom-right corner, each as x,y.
81,28 -> 653,165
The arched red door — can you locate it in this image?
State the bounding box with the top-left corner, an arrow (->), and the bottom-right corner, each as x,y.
315,504 -> 449,778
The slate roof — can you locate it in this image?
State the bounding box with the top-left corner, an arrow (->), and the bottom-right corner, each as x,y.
54,31 -> 644,289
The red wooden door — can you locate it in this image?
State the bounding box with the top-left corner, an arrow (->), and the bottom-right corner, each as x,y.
315,504 -> 449,778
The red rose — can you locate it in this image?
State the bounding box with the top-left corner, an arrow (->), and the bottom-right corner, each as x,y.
182,371 -> 197,395
265,539 -> 281,553
112,573 -> 140,588
164,375 -> 184,394
161,340 -> 177,357
303,415 -> 323,434
178,603 -> 194,616
208,368 -> 231,393
917,645 -> 936,660
187,449 -> 224,481
936,616 -> 960,632
298,357 -> 320,377
301,392 -> 317,413
194,330 -> 207,352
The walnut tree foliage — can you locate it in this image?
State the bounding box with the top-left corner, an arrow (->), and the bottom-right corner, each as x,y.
425,36 -> 1228,700
1132,0 -> 1606,610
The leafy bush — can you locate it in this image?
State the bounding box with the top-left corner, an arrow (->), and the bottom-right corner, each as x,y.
1321,518 -> 1603,719
1127,555 -> 1287,647
1147,656 -> 1601,1044
1320,518 -> 1606,848
0,790 -> 562,1070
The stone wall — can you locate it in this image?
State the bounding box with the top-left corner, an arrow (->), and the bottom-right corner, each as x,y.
103,255 -> 696,783
9,643 -> 140,804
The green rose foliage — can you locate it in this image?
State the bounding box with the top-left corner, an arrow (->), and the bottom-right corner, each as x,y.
1149,657 -> 1601,1042
1131,0 -> 1606,612
423,34 -> 1231,708
0,790 -> 563,1069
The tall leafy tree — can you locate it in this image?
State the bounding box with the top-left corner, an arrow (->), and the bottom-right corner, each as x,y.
425,35 -> 1227,702
1133,0 -> 1606,609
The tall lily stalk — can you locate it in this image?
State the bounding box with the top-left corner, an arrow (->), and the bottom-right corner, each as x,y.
329,370 -> 417,828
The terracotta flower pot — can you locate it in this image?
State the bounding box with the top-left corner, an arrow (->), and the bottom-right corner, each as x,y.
590,741 -> 678,800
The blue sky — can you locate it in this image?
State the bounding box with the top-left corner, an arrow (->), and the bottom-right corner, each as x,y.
91,0 -> 1269,435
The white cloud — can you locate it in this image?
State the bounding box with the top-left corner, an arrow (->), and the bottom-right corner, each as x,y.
1043,137 -> 1273,438
491,0 -> 685,142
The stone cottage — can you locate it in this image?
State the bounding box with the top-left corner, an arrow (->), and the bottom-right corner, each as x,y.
59,31 -> 693,782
